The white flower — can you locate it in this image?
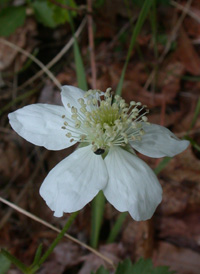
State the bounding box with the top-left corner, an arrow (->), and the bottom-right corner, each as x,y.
8,86 -> 189,221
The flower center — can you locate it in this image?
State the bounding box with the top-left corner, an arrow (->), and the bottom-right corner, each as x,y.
61,88 -> 149,153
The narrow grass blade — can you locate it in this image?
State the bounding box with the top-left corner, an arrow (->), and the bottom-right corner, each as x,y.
38,211 -> 78,266
73,41 -> 88,90
90,191 -> 105,248
154,157 -> 172,175
0,88 -> 40,116
185,137 -> 200,152
0,249 -> 28,273
116,0 -> 154,96
31,244 -> 43,267
150,0 -> 158,59
107,212 -> 128,244
190,98 -> 200,129
67,1 -> 88,90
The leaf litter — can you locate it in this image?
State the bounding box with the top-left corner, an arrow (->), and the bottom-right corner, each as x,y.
0,1 -> 200,273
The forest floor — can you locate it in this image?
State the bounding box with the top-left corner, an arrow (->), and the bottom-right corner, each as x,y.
0,1 -> 200,273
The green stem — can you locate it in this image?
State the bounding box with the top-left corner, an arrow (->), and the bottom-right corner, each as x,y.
107,212 -> 128,243
38,211 -> 78,266
29,211 -> 79,273
90,191 -> 105,248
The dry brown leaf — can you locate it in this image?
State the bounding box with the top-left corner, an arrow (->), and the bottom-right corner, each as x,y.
0,138 -> 23,178
122,219 -> 155,259
156,214 -> 200,252
175,27 -> 200,75
153,241 -> 200,274
157,62 -> 185,95
0,18 -> 37,71
78,244 -> 124,274
37,242 -> 82,274
160,147 -> 200,189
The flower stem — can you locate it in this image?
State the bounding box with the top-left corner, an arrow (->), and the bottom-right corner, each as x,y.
90,191 -> 105,248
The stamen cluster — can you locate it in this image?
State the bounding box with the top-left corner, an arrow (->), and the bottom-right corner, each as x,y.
61,88 -> 149,153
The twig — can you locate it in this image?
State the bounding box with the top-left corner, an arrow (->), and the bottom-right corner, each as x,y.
0,38 -> 61,89
87,0 -> 97,89
171,0 -> 200,24
0,196 -> 115,269
2,148 -> 36,194
144,0 -> 193,91
175,128 -> 200,138
107,15 -> 137,50
18,17 -> 87,91
0,150 -> 49,229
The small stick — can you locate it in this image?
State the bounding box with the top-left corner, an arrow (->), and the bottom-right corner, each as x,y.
144,0 -> 193,91
0,39 -> 61,89
18,17 -> 87,91
171,0 -> 200,24
0,197 -> 115,269
0,150 -> 49,229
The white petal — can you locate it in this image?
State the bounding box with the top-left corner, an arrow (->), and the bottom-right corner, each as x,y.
130,123 -> 190,158
61,85 -> 85,112
40,146 -> 108,217
103,147 -> 162,221
8,104 -> 76,150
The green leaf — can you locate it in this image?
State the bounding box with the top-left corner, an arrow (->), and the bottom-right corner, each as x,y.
32,0 -> 77,28
48,0 -> 77,25
91,265 -> 110,274
91,258 -> 176,274
115,258 -> 176,274
131,258 -> 154,273
116,259 -> 133,274
1,249 -> 28,273
152,266 -> 176,274
0,6 -> 26,36
32,0 -> 58,28
90,191 -> 105,248
0,253 -> 11,274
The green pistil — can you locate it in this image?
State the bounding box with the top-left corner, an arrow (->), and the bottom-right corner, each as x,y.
62,88 -> 149,152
